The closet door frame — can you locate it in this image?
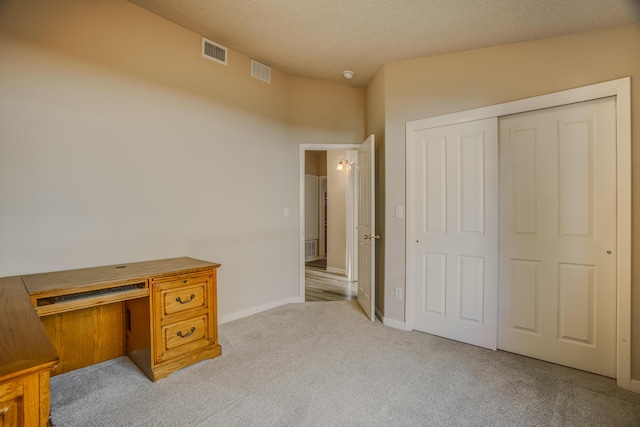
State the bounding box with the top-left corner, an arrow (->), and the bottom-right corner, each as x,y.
404,77 -> 631,390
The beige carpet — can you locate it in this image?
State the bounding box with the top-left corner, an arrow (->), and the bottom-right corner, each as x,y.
50,301 -> 640,426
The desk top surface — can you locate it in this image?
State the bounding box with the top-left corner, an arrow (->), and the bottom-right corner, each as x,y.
0,276 -> 58,380
22,257 -> 221,297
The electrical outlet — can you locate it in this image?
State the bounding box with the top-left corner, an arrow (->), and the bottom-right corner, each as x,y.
395,288 -> 403,300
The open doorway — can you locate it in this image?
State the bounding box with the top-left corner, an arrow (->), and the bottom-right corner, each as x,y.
301,146 -> 358,302
300,137 -> 377,318
304,149 -> 357,301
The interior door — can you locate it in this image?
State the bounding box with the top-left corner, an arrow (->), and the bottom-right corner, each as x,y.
498,97 -> 617,377
357,135 -> 375,320
410,118 -> 499,349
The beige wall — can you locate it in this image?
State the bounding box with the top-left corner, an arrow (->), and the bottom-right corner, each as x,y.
3,0 -> 639,380
375,23 -> 640,376
0,0 -> 287,122
304,151 -> 327,176
326,151 -> 348,272
0,0 -> 365,321
288,76 -> 366,145
305,151 -> 320,176
318,152 -> 328,176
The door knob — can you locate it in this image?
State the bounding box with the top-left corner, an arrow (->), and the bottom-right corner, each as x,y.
370,234 -> 380,241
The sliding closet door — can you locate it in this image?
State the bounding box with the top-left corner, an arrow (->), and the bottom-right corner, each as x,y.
498,97 -> 617,377
409,118 -> 499,349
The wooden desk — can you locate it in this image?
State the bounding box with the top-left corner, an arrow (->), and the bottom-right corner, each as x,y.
0,276 -> 58,427
0,257 -> 222,426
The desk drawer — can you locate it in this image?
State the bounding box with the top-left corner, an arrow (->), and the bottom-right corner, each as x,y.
153,274 -> 211,321
156,315 -> 211,363
162,284 -> 206,316
147,266 -> 220,379
0,380 -> 22,427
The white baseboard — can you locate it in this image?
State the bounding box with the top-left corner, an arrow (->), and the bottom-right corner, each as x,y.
220,297 -> 410,333
325,266 -> 347,275
383,317 -> 407,331
375,307 -> 407,331
630,379 -> 640,394
218,297 -> 301,325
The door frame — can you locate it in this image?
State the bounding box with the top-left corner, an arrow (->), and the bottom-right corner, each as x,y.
299,144 -> 360,301
405,77 -> 631,390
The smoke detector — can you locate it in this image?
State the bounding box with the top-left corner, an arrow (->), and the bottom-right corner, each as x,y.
343,71 -> 355,79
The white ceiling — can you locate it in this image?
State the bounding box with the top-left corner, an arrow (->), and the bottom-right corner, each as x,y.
127,0 -> 640,86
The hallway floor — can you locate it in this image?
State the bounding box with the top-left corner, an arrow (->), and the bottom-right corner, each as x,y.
305,269 -> 356,302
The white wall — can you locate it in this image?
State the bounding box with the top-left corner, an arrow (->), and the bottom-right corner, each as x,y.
0,0 -> 365,322
0,35 -> 298,318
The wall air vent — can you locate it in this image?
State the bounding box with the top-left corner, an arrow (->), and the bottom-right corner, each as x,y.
305,240 -> 318,259
251,60 -> 271,84
202,37 -> 227,65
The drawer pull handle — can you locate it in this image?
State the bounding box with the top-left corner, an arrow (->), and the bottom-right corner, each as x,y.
176,294 -> 195,304
177,327 -> 196,338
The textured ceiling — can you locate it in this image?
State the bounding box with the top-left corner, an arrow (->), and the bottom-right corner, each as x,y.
126,0 -> 640,86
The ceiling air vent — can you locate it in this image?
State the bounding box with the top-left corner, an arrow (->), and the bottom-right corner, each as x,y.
202,37 -> 227,65
251,60 -> 271,84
